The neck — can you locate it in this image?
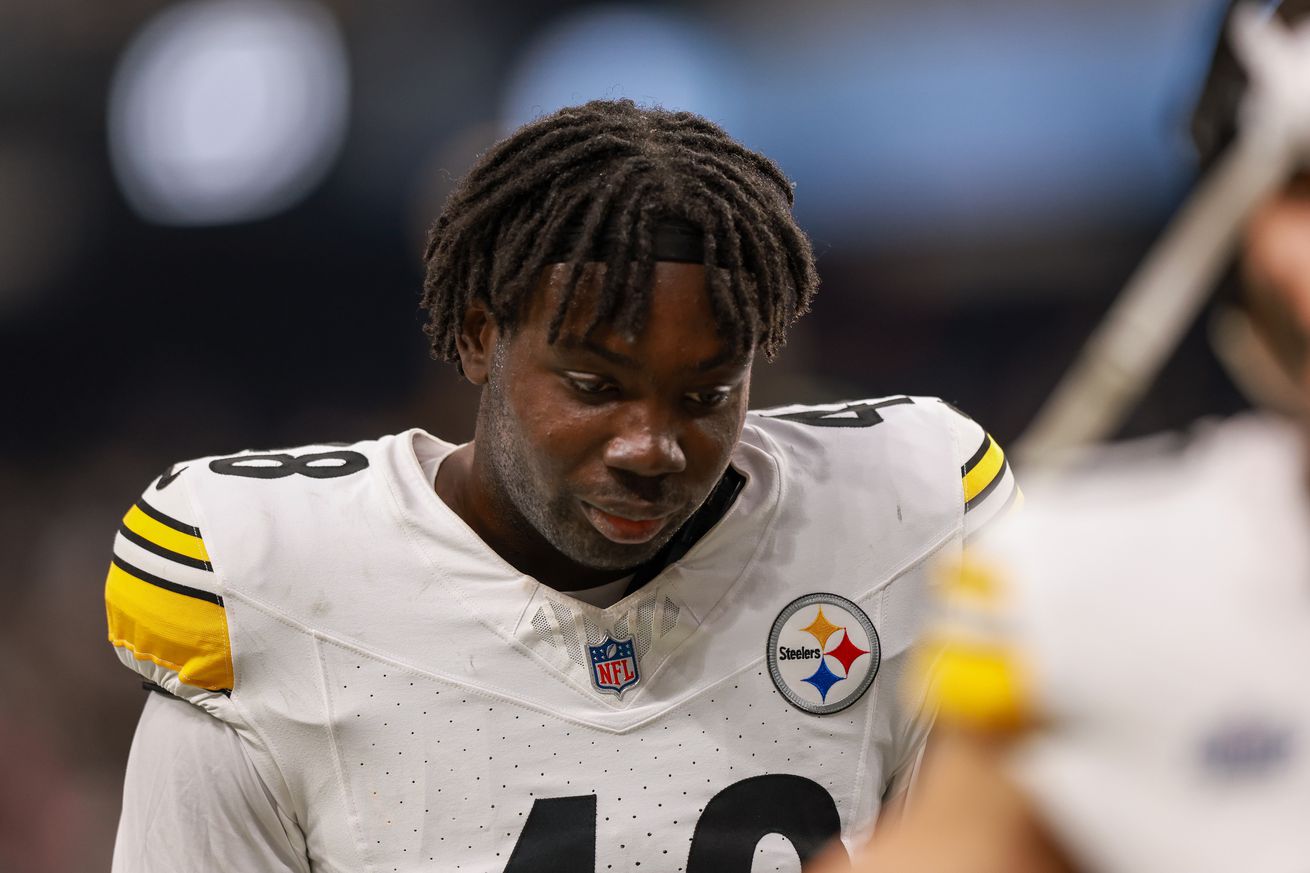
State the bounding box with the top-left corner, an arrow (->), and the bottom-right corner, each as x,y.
434,442 -> 628,591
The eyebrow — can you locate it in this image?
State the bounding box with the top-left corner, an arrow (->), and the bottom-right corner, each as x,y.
558,338 -> 749,374
689,347 -> 750,373
559,338 -> 638,368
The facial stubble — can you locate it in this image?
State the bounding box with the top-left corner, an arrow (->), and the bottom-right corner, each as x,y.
477,346 -> 695,576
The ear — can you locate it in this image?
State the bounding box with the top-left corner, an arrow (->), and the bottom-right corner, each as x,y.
455,301 -> 500,386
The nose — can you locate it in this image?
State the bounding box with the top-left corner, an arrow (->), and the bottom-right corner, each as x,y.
603,403 -> 687,478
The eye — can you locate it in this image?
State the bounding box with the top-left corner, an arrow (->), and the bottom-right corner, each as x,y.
563,372 -> 615,397
686,388 -> 732,409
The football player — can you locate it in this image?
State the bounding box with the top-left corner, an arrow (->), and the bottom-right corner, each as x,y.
106,99 -> 1016,872
810,3 -> 1310,872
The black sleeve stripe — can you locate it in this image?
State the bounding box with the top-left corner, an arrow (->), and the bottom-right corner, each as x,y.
117,523 -> 214,572
111,555 -> 224,606
964,456 -> 1011,513
961,432 -> 993,477
135,496 -> 202,538
142,680 -> 179,699
142,681 -> 231,699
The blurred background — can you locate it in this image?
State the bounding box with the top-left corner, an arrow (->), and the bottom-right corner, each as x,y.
0,0 -> 1247,868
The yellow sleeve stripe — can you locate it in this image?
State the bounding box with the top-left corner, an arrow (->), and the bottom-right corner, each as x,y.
105,559 -> 233,692
962,434 -> 1008,508
121,502 -> 211,570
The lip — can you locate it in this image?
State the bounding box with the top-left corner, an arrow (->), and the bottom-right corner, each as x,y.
580,501 -> 674,544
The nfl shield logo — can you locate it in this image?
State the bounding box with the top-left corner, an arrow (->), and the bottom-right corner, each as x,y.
588,635 -> 640,697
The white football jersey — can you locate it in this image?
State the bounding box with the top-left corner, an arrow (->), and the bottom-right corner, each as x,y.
106,396 -> 1016,873
929,414 -> 1310,873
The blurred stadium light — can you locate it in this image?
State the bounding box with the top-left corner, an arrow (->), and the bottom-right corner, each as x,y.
496,1 -> 1221,252
727,0 -> 1221,245
501,5 -> 743,132
107,0 -> 349,226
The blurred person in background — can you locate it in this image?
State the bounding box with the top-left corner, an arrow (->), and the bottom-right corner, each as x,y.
104,100 -> 1015,872
810,1 -> 1310,871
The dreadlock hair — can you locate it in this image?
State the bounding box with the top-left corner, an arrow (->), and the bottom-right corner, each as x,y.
420,99 -> 818,370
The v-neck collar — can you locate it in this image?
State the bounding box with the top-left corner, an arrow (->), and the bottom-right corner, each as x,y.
384,426 -> 782,638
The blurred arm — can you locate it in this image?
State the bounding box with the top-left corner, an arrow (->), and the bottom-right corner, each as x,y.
113,691 -> 310,873
820,523 -> 1078,873
842,727 -> 1075,873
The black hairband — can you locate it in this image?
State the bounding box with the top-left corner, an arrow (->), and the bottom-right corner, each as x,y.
544,218 -> 717,265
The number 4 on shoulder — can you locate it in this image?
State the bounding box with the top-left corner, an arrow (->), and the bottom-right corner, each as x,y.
769,397 -> 913,428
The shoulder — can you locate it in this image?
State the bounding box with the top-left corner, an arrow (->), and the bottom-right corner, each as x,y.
972,434 -> 1197,614
187,433 -> 401,488
998,414 -> 1291,563
106,454 -> 234,706
104,431 -> 435,704
748,394 -> 968,461
925,415 -> 1292,731
746,395 -> 957,496
999,415 -> 1297,590
162,431 -> 440,528
747,395 -> 1018,541
124,433 -> 411,569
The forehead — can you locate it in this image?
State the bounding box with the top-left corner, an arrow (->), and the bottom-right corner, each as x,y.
520,262 -> 747,370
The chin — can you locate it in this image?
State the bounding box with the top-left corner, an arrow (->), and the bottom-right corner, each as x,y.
569,540 -> 664,573
556,524 -> 675,573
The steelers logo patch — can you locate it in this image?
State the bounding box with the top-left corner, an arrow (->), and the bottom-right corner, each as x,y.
767,593 -> 880,715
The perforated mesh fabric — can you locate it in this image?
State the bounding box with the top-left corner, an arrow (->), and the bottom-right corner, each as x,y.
527,591 -> 690,694
636,598 -> 656,658
530,607 -> 556,647
549,599 -> 585,666
661,597 -> 680,635
582,615 -> 604,646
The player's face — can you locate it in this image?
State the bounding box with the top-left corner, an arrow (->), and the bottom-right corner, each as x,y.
473,262 -> 753,581
1244,174 -> 1310,401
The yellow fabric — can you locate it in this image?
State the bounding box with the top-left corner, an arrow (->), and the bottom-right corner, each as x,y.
916,552 -> 1030,732
105,563 -> 233,691
123,504 -> 211,564
923,640 -> 1028,733
946,555 -> 1001,599
962,436 -> 1005,503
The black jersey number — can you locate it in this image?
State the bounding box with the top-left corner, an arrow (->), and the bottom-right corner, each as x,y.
503,775 -> 848,873
502,795 -> 595,873
208,450 -> 369,479
769,396 -> 913,428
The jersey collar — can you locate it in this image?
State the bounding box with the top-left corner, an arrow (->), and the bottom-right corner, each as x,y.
383,428 -> 781,683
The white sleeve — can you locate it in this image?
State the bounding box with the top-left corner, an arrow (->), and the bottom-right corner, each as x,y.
113,692 -> 310,873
